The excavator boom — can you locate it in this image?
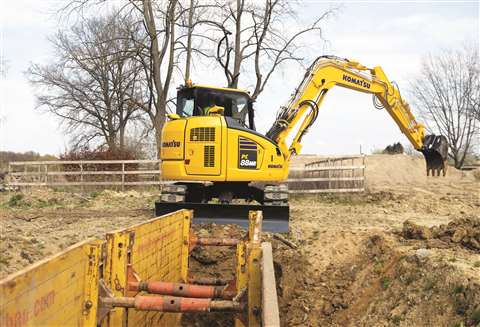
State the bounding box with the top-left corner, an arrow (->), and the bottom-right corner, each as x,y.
267,55 -> 448,175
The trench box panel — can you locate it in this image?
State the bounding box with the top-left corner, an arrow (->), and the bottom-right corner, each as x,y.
104,209 -> 191,327
0,240 -> 103,327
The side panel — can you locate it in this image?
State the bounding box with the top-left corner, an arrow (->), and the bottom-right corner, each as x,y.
184,116 -> 223,176
226,128 -> 287,182
161,119 -> 187,160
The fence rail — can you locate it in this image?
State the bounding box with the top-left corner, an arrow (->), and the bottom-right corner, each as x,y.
8,159 -> 161,189
7,156 -> 365,194
287,155 -> 365,193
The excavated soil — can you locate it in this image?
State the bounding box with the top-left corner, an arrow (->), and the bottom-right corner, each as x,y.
0,155 -> 479,326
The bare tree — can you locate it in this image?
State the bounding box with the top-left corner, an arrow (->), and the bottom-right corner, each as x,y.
28,12 -> 147,151
58,0 -> 212,156
107,0 -> 192,157
58,0 -> 335,153
183,0 -> 196,81
209,0 -> 335,100
410,45 -> 479,168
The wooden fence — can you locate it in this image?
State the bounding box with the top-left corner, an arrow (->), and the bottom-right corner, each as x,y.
7,156 -> 365,194
7,160 -> 161,190
287,155 -> 365,193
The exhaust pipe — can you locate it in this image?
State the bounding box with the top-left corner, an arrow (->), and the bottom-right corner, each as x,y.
421,134 -> 449,177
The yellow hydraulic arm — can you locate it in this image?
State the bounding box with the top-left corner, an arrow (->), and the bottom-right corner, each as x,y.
267,56 -> 426,160
266,56 -> 448,176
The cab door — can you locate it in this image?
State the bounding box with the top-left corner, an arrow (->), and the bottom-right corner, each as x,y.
184,116 -> 222,176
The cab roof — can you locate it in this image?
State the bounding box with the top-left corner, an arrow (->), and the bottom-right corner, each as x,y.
185,84 -> 251,97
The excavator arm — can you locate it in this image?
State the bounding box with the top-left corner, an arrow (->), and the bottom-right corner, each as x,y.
266,56 -> 449,175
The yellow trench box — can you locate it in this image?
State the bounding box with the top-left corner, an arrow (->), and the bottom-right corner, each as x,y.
0,209 -> 191,327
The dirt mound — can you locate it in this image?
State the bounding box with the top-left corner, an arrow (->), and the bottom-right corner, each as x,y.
182,222 -> 480,327
292,154 -> 476,189
274,232 -> 480,327
403,217 -> 480,251
365,154 -> 471,188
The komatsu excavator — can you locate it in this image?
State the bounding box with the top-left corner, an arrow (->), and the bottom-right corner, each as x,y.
155,56 -> 448,231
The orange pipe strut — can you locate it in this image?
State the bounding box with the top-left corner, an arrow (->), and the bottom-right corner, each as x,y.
129,281 -> 232,299
101,296 -> 244,312
190,234 -> 240,248
188,277 -> 230,285
196,237 -> 240,246
134,296 -> 211,312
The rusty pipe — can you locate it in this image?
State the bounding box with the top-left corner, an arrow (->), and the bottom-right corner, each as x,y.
101,296 -> 243,312
190,235 -> 240,247
196,237 -> 239,246
128,281 -> 234,299
187,277 -> 230,286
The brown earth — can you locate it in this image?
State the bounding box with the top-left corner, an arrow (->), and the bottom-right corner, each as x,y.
0,155 -> 479,326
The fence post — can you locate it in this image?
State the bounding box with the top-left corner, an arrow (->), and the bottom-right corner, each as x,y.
328,159 -> 331,190
351,157 -> 354,184
362,155 -> 366,190
122,162 -> 125,191
80,163 -> 84,192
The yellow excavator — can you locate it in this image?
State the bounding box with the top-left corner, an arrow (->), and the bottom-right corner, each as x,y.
155,56 -> 449,231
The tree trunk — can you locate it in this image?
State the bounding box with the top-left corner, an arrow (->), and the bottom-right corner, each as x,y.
154,107 -> 166,159
230,0 -> 243,88
185,0 -> 195,82
119,124 -> 125,151
107,133 -> 117,152
154,101 -> 167,159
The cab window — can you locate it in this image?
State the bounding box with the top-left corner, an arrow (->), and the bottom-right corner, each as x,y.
176,88 -> 195,116
176,87 -> 254,129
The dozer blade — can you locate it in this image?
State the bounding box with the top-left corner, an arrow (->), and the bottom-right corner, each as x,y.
155,202 -> 289,233
421,134 -> 449,176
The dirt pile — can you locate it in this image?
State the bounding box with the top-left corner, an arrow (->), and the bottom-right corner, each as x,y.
403,217 -> 480,251
273,232 -> 480,327
292,154 -> 476,189
182,221 -> 480,327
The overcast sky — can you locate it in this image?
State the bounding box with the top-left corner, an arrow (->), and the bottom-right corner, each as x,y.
0,0 -> 478,156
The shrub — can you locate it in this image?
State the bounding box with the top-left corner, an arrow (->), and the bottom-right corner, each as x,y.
59,147 -> 140,183
8,194 -> 25,207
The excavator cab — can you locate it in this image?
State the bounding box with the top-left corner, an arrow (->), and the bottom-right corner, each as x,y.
421,135 -> 449,176
176,85 -> 255,129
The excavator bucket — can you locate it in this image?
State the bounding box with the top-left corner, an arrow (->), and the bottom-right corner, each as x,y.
421,134 -> 449,176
